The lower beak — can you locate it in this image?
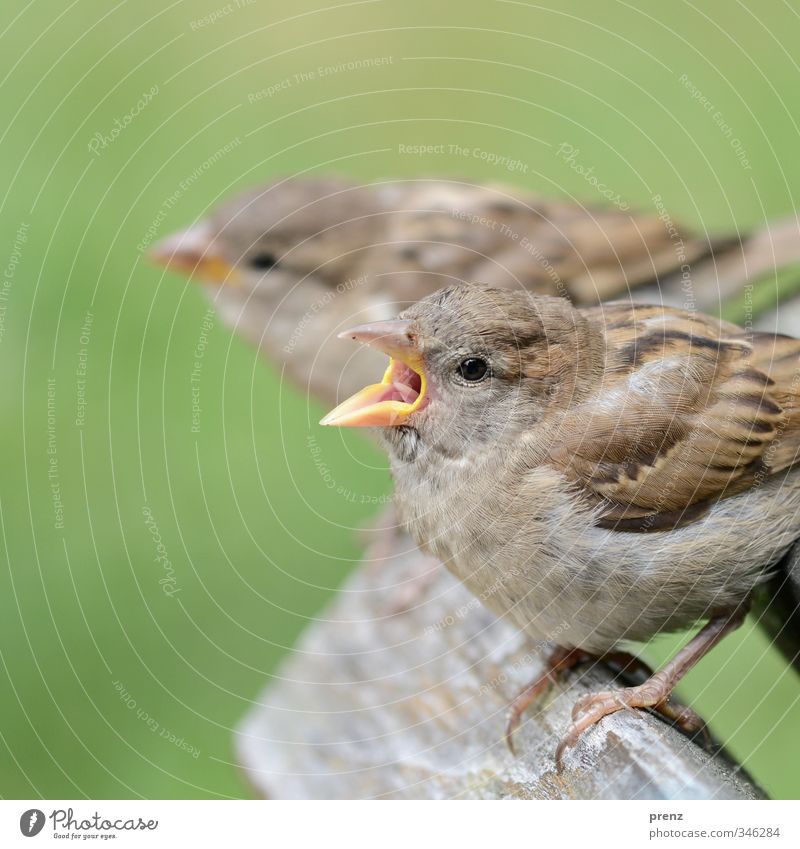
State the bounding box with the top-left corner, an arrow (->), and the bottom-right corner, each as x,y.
320,320 -> 428,427
148,222 -> 238,283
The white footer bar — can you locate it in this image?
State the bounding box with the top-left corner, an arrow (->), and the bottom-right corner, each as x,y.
2,799 -> 797,847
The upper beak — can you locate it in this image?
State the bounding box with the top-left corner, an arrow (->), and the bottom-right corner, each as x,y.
148,221 -> 238,283
320,320 -> 428,427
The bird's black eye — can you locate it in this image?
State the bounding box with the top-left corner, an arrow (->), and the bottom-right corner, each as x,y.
249,252 -> 279,271
457,357 -> 489,382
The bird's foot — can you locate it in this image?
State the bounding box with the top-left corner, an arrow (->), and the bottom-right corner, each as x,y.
555,683 -> 706,771
505,646 -> 662,754
554,607 -> 746,771
505,646 -> 592,754
602,652 -> 709,742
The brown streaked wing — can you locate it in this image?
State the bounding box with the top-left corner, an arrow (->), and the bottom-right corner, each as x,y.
548,303 -> 800,530
360,183 -> 723,304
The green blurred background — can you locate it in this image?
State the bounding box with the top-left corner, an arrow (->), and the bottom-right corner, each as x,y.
1,0 -> 799,799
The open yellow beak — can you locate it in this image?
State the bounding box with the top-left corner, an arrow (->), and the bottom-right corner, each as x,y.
320,320 -> 428,427
148,222 -> 239,284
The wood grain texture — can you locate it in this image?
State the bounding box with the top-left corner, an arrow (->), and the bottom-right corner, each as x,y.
236,522 -> 763,800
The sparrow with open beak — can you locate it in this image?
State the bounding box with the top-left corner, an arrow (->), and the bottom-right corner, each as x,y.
322,283 -> 800,768
148,175 -> 800,407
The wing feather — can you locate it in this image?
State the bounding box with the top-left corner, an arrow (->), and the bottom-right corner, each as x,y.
549,302 -> 800,530
367,183 -> 722,304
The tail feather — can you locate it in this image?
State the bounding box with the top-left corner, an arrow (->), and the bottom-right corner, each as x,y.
690,216 -> 800,309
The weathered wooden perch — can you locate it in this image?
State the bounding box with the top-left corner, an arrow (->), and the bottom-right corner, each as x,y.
235,521 -> 763,800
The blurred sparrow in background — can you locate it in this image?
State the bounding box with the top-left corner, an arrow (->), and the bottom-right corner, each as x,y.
323,284 -> 800,767
149,176 -> 800,407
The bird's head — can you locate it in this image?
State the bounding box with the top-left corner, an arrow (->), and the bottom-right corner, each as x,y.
321,284 -> 600,461
148,176 -> 383,291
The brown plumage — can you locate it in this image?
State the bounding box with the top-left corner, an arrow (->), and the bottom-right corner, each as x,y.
322,284 -> 800,766
551,303 -> 800,529
149,178 -> 800,763
149,176 -> 800,406
162,175 -> 729,302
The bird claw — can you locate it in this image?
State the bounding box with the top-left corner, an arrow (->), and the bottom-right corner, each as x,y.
503,649 -> 712,771
503,647 -> 591,755
504,711 -> 521,756
556,688 -> 642,771
510,613 -> 739,770
655,698 -> 706,734
569,692 -> 596,721
504,674 -> 555,755
555,686 -> 708,772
